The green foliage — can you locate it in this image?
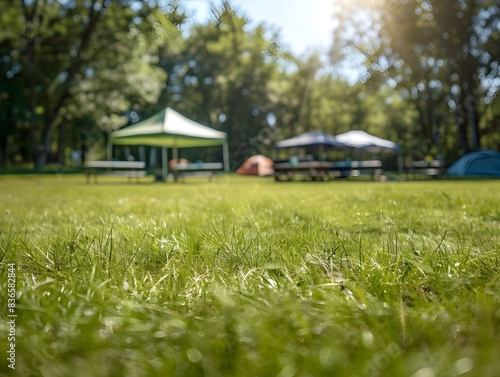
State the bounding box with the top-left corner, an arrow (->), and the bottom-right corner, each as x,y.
156,2 -> 286,163
1,0 -> 498,172
332,0 -> 500,156
0,175 -> 499,376
0,0 -> 180,168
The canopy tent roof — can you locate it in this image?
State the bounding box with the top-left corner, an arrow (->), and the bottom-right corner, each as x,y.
335,130 -> 400,152
275,131 -> 344,149
447,150 -> 500,176
110,107 -> 227,148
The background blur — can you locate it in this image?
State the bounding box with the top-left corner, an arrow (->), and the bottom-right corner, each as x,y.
0,0 -> 498,171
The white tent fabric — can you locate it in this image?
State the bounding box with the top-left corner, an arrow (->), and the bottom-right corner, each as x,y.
335,130 -> 399,152
110,107 -> 227,148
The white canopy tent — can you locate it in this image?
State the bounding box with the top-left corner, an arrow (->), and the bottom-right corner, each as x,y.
335,130 -> 400,153
109,107 -> 229,179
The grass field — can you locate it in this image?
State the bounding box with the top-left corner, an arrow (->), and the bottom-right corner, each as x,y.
0,174 -> 499,377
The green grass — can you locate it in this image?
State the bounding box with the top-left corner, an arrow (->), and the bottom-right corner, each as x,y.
0,175 -> 499,377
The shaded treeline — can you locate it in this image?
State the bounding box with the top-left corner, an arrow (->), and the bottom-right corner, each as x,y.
0,0 -> 498,170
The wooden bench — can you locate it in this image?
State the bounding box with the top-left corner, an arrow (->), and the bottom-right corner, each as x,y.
405,160 -> 446,180
170,162 -> 224,182
84,161 -> 147,183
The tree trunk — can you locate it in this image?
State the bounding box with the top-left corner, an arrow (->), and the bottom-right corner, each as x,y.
0,104 -> 13,166
33,0 -> 106,170
464,84 -> 480,150
470,108 -> 480,151
458,118 -> 469,153
22,0 -> 40,167
56,121 -> 66,164
0,134 -> 7,167
415,100 -> 431,144
34,149 -> 46,171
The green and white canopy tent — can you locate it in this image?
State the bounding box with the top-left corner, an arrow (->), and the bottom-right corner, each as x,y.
109,107 -> 229,178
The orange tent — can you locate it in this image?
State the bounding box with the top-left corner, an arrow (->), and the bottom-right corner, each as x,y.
236,155 -> 274,177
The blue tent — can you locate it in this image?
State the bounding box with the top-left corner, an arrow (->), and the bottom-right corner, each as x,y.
447,150 -> 500,177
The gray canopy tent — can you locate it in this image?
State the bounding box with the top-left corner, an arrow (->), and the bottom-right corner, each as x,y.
275,131 -> 345,149
109,107 -> 229,179
275,131 -> 345,161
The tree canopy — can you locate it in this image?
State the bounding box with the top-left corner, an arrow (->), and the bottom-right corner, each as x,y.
0,0 -> 498,170
331,0 -> 500,157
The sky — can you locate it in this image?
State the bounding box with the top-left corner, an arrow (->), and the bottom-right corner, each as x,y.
183,0 -> 336,56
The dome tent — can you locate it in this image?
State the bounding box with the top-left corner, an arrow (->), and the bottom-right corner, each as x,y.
446,150 -> 500,177
236,155 -> 274,176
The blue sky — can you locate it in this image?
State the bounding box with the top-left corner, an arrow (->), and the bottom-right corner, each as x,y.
183,0 -> 336,56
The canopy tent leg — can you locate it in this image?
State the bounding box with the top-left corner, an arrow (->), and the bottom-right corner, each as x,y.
173,147 -> 178,162
223,141 -> 230,173
124,146 -> 132,160
139,146 -> 146,162
162,147 -> 168,181
106,138 -> 112,161
149,147 -> 156,168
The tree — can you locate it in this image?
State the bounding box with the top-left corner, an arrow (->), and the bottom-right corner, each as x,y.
0,0 -> 181,169
330,0 -> 500,157
155,2 -> 286,165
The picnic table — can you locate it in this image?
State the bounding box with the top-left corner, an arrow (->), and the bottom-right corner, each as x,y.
274,160 -> 384,181
274,161 -> 336,181
341,160 -> 384,180
404,160 -> 446,180
170,162 -> 224,182
84,160 -> 147,183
